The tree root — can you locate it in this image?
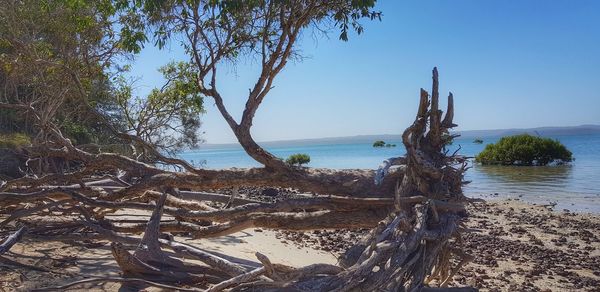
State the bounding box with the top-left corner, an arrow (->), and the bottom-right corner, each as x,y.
2,68 -> 475,291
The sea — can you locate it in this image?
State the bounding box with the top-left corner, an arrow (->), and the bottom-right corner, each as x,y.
179,133 -> 600,213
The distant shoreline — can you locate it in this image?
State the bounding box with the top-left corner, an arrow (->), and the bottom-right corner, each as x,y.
203,124 -> 600,147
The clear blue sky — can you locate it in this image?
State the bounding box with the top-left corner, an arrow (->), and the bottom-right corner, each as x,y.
127,0 -> 600,144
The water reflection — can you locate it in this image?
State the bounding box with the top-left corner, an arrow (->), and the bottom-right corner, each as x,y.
464,163 -> 600,212
474,164 -> 573,185
464,163 -> 575,197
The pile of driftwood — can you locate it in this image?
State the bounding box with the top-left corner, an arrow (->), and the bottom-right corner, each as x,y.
0,69 -> 474,291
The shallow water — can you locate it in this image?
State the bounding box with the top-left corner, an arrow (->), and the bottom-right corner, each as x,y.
180,134 -> 600,213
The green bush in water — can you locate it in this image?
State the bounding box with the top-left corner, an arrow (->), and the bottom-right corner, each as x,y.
373,140 -> 386,147
475,134 -> 573,166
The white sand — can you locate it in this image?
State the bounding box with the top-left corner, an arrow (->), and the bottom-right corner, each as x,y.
191,229 -> 338,267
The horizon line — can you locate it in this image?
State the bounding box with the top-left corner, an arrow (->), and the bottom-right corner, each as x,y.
202,124 -> 600,146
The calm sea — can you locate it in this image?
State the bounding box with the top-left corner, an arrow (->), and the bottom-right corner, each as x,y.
180,134 -> 600,213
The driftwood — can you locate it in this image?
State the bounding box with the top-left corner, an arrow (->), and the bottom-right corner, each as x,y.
0,68 -> 474,291
0,226 -> 25,254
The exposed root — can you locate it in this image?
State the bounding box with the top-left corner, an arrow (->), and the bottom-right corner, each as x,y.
1,68 -> 474,291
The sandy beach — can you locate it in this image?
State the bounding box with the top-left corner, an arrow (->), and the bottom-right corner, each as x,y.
1,198 -> 599,291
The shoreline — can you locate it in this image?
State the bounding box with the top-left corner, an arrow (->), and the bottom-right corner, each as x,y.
466,192 -> 600,215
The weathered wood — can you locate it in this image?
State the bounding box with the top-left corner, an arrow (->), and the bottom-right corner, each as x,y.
0,226 -> 26,254
429,67 -> 442,147
4,155 -> 403,198
441,92 -> 456,128
135,190 -> 172,262
208,266 -> 265,292
4,68 -> 473,291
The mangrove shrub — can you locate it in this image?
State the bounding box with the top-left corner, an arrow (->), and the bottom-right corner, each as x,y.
475,134 -> 573,166
373,140 -> 386,147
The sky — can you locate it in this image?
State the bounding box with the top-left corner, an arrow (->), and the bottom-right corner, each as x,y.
127,0 -> 600,144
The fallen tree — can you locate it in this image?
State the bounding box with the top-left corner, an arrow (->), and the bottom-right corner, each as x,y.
0,1 -> 476,290
0,68 -> 474,291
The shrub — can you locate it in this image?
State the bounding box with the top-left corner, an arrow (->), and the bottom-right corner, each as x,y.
285,153 -> 310,166
475,134 -> 573,166
0,133 -> 31,149
62,121 -> 94,145
373,140 -> 386,147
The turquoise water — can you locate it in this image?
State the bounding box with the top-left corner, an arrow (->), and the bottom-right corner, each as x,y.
180,134 -> 600,213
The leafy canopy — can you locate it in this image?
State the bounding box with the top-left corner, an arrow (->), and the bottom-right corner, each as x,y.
134,0 -> 382,47
475,134 -> 573,166
115,61 -> 205,155
0,0 -> 146,143
1,0 -> 204,155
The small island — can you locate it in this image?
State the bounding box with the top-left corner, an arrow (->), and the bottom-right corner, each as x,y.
473,138 -> 483,144
475,134 -> 573,165
373,140 -> 396,147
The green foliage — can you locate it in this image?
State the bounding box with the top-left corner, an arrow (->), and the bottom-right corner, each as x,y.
115,61 -> 205,154
373,140 -> 386,147
285,153 -> 311,166
61,120 -> 94,145
473,138 -> 484,144
475,134 -> 573,166
0,133 -> 31,149
134,0 -> 381,47
0,0 -> 142,143
373,140 -> 396,147
155,61 -> 204,113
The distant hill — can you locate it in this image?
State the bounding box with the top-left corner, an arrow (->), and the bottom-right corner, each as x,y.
455,125 -> 600,138
203,125 -> 600,148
